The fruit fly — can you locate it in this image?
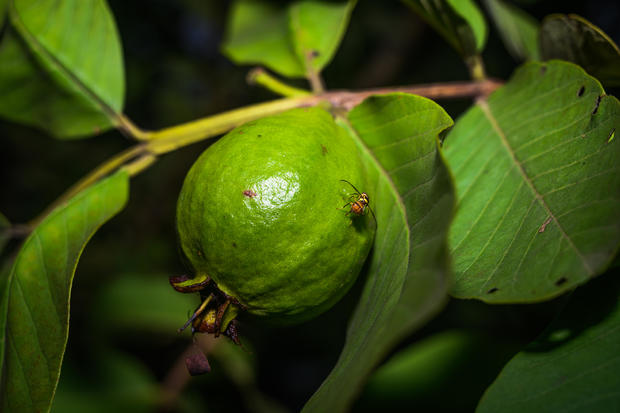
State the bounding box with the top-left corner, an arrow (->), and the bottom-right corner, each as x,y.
340,179 -> 376,222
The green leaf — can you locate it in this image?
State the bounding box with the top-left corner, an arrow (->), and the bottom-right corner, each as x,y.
0,29 -> 114,138
0,170 -> 129,413
444,61 -> 620,303
303,94 -> 455,412
403,0 -> 487,57
0,0 -> 125,138
222,0 -> 355,79
477,271 -> 620,412
484,0 -> 540,61
540,14 -> 620,87
52,351 -> 160,413
358,329 -> 520,410
0,0 -> 7,23
93,273 -> 197,335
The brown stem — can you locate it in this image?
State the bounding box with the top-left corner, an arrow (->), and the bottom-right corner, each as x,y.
159,335 -> 218,409
321,79 -> 503,111
22,78 -> 503,234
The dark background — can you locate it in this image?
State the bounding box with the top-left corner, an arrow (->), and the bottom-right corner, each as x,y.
1,1 -> 619,411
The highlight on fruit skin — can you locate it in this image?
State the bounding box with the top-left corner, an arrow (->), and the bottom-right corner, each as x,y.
171,107 -> 376,349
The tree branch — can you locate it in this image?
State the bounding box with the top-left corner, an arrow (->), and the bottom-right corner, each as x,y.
24,78 -> 503,232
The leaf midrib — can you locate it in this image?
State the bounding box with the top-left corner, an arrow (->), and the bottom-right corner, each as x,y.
478,99 -> 594,275
9,1 -> 121,126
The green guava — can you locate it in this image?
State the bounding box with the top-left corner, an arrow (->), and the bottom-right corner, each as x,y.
172,107 -> 375,339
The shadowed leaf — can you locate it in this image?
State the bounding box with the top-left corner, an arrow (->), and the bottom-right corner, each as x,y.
477,271 -> 620,412
403,0 -> 487,57
445,61 -> 620,303
484,0 -> 539,61
0,0 -> 125,138
93,273 -> 197,334
540,14 -> 620,87
0,171 -> 129,412
222,0 -> 355,79
303,94 -> 454,412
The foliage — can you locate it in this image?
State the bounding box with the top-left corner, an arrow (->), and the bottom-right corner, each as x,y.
0,0 -> 618,412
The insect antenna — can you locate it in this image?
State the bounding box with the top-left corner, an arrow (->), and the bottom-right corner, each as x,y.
367,204 -> 377,223
340,179 -> 362,194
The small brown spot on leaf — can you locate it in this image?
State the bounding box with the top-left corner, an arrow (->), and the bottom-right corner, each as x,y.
592,95 -> 602,114
577,86 -> 585,97
232,242 -> 237,248
321,144 -> 328,155
538,217 -> 552,233
540,65 -> 547,75
487,287 -> 499,294
309,49 -> 320,58
555,277 -> 568,286
257,134 -> 262,138
243,189 -> 257,198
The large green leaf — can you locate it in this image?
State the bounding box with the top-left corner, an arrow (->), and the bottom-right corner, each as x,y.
0,0 -> 7,23
303,94 -> 455,412
93,273 -> 197,335
0,170 -> 129,412
222,0 -> 355,79
403,0 -> 487,57
445,61 -> 620,303
484,0 -> 539,61
540,14 -> 620,87
52,350 -> 161,413
357,329 -> 520,410
0,29 -> 114,138
477,270 -> 620,412
0,0 -> 125,138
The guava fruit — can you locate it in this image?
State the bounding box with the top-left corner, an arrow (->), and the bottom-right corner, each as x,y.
171,107 -> 375,341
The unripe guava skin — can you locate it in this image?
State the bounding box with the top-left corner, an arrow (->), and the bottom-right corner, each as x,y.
176,108 -> 374,326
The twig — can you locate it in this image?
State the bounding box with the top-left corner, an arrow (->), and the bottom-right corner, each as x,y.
159,335 -> 219,409
23,78 -> 503,233
321,79 -> 503,110
247,68 -> 311,97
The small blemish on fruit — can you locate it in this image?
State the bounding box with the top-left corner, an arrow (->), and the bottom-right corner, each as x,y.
577,86 -> 585,97
592,95 -> 602,114
321,144 -> 328,155
309,49 -> 320,58
243,189 -> 257,198
257,134 -> 262,138
487,287 -> 499,294
555,277 -> 568,286
538,217 -> 552,233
